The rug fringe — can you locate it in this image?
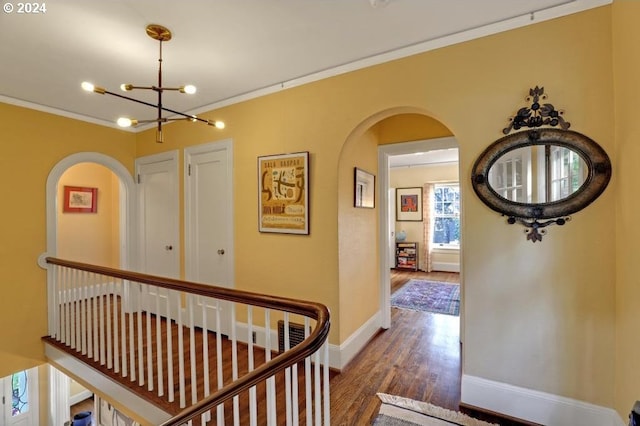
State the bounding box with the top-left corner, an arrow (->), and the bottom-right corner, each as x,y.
377,393 -> 498,426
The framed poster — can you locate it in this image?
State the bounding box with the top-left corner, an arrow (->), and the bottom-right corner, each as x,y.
63,186 -> 98,213
396,187 -> 422,221
354,167 -> 375,208
258,151 -> 310,234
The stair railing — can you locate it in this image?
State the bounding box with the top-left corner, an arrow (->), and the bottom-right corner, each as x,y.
43,257 -> 331,426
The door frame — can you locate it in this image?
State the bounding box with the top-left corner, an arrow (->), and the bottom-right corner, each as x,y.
377,137 -> 459,329
135,150 -> 180,278
183,139 -> 235,288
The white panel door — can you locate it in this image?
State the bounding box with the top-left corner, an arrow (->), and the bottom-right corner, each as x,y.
0,369 -> 38,426
136,151 -> 180,316
185,140 -> 234,335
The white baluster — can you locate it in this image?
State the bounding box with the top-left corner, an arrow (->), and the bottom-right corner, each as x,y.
99,276 -> 106,365
137,282 -> 144,385
80,271 -> 87,356
265,309 -> 276,426
70,268 -> 77,350
156,286 -> 164,397
215,300 -> 225,425
112,280 -> 120,374
231,303 -> 239,426
64,267 -> 70,345
305,317 -> 312,425
106,277 -> 113,370
128,280 -> 137,381
177,290 -> 186,408
92,275 -> 99,362
188,294 -> 197,405
146,285 -> 153,391
201,296 -> 210,422
284,313 -> 292,426
247,306 -> 257,426
323,340 -> 331,426
314,349 -> 321,426
167,289 -> 174,402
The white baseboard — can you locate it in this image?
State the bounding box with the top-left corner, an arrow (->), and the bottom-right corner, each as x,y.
334,311 -> 382,370
461,375 -> 625,426
69,389 -> 93,406
431,262 -> 460,273
235,311 -> 381,371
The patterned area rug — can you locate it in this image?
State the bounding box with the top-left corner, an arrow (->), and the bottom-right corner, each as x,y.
373,393 -> 498,426
391,279 -> 460,316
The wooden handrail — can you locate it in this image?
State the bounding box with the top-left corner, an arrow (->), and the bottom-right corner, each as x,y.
45,257 -> 331,425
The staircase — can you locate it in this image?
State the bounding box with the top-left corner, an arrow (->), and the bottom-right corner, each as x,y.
42,257 -> 331,425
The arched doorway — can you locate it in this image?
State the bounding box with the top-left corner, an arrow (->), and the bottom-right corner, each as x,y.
40,152 -> 136,425
337,108 -> 460,353
40,152 -> 136,269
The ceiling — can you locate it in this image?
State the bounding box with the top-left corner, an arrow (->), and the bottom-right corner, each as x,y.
0,0 -> 607,132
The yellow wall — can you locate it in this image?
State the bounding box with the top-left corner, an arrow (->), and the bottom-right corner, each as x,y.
612,0 -> 640,416
0,103 -> 136,377
133,6 -> 616,408
337,127 -> 379,341
57,163 -> 120,267
1,2 -> 631,418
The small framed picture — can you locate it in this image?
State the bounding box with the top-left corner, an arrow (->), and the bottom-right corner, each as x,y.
354,167 -> 375,208
396,187 -> 422,221
63,186 -> 98,213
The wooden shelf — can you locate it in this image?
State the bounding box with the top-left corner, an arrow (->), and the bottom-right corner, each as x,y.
395,242 -> 418,271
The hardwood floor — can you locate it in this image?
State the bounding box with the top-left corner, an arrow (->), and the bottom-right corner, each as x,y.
329,269 -> 530,425
68,269 -> 530,425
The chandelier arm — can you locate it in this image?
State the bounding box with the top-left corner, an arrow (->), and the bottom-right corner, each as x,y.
103,89 -> 159,110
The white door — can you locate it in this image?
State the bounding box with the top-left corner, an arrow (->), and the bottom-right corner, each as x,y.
136,151 -> 180,316
0,369 -> 38,426
389,188 -> 396,268
184,140 -> 234,335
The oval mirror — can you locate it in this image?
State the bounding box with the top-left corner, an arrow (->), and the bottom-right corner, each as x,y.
486,144 -> 588,204
472,128 -> 611,223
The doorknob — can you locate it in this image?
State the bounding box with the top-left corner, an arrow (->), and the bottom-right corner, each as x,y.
165,245 -> 173,251
217,249 -> 225,255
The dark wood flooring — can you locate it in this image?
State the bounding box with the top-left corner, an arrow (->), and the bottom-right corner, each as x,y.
69,269 -> 530,425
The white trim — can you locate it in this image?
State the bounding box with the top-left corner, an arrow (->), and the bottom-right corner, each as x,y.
48,365 -> 70,426
378,137 -> 459,330
334,311 -> 382,370
431,262 -> 460,273
69,389 -> 93,406
461,374 -> 625,426
45,344 -> 171,425
0,1 -> 610,130
233,311 -> 381,370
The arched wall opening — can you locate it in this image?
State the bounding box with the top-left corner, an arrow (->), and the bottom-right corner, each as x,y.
336,107 -> 459,366
41,152 -> 136,270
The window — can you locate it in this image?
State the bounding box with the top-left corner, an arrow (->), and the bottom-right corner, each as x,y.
11,370 -> 29,416
549,146 -> 585,202
432,184 -> 460,247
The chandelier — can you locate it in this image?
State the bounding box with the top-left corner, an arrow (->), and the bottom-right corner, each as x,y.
81,24 -> 225,143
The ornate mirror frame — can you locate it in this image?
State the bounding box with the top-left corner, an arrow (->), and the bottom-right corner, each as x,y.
471,87 -> 612,242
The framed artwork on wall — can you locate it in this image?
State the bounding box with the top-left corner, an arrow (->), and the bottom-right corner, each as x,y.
354,167 -> 375,208
63,186 -> 98,213
258,151 -> 310,234
396,187 -> 422,221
